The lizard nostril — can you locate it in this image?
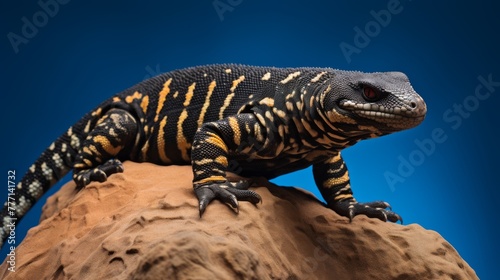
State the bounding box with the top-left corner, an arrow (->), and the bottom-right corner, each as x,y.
410,101 -> 417,109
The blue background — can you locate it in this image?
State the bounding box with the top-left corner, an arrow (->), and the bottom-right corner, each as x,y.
1,0 -> 498,278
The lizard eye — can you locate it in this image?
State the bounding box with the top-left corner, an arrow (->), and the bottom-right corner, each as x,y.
363,86 -> 380,102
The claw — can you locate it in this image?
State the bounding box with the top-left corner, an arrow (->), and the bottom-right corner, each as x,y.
194,181 -> 261,217
225,193 -> 239,209
197,187 -> 216,217
74,159 -> 124,189
389,213 -> 403,224
199,203 -> 206,218
381,211 -> 388,222
330,199 -> 403,224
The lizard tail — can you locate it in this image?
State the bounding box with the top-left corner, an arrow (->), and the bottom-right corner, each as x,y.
0,106 -> 106,248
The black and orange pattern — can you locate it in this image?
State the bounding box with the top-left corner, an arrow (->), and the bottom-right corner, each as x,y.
0,64 -> 426,246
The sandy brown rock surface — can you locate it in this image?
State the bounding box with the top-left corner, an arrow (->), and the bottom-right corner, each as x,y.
0,161 -> 477,279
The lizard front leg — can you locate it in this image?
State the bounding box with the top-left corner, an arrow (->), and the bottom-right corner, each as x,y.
313,153 -> 403,223
191,114 -> 262,217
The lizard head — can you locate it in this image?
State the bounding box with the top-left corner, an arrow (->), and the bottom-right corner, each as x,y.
320,71 -> 427,137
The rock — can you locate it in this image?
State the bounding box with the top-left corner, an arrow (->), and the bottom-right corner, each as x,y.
0,162 -> 477,279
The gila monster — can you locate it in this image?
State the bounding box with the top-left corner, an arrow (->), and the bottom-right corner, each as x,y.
0,64 -> 427,247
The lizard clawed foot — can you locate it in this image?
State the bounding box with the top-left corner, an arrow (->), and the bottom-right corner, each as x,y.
330,199 -> 403,224
73,159 -> 124,189
194,181 -> 261,217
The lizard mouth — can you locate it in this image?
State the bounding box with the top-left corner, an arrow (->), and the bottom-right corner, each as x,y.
338,99 -> 425,119
337,99 -> 426,130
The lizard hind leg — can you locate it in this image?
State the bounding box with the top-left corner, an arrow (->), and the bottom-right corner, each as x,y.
72,108 -> 138,189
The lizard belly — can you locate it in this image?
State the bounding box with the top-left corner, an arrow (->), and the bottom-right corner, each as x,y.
233,150 -> 331,179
